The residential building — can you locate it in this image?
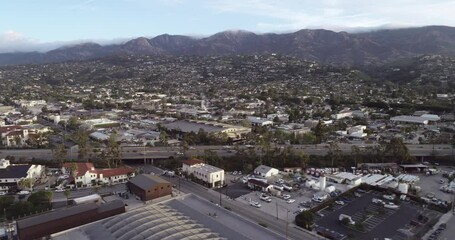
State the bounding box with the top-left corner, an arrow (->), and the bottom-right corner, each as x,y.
0,125 -> 29,147
182,159 -> 225,188
253,165 -> 279,178
62,162 -> 135,187
0,159 -> 43,191
126,174 -> 172,202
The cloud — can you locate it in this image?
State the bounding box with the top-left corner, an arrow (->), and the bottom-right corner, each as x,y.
0,30 -> 130,54
205,0 -> 455,32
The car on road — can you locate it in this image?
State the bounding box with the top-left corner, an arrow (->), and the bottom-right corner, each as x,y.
286,199 -> 295,204
384,203 -> 399,209
250,201 -> 261,208
439,179 -> 445,184
18,190 -> 30,195
260,195 -> 272,202
335,200 -> 345,206
282,194 -> 291,200
55,188 -> 65,192
312,197 -> 323,203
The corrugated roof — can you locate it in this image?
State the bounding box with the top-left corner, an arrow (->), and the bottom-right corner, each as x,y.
17,203 -> 98,229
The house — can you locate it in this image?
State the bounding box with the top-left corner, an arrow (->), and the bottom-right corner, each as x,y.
0,125 -> 29,147
0,159 -> 43,192
254,165 -> 279,178
62,162 -> 135,187
182,159 -> 225,188
126,174 -> 172,202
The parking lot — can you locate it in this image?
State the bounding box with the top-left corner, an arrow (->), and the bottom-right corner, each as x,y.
418,166 -> 455,202
314,191 -> 436,240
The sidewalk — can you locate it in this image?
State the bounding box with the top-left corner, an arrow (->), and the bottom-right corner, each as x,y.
421,211 -> 453,239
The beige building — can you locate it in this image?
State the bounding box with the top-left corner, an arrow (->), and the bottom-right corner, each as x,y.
182,159 -> 225,188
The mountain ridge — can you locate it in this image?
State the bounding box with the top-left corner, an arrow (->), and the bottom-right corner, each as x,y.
1,25 -> 455,66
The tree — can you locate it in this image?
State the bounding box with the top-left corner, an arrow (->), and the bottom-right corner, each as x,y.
106,133 -> 122,168
295,211 -> 314,230
53,143 -> 67,167
69,162 -> 79,183
327,141 -> 342,167
384,137 -> 412,164
314,120 -> 326,144
63,189 -> 71,206
18,178 -> 34,191
73,128 -> 90,161
159,130 -> 169,147
27,190 -> 53,206
351,145 -> 362,167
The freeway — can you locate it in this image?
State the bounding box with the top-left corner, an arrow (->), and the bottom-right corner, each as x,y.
0,144 -> 453,161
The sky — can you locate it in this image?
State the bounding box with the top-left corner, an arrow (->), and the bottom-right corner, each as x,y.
1,0 -> 455,53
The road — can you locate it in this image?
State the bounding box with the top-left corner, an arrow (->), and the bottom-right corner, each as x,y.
0,144 -> 453,161
163,175 -> 323,239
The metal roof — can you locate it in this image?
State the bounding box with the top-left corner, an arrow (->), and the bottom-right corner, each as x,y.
128,174 -> 170,191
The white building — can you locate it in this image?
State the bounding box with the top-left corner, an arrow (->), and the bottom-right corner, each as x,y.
62,162 -> 135,187
253,165 -> 279,178
0,159 -> 43,191
247,116 -> 273,127
390,115 -> 428,125
182,159 -> 225,188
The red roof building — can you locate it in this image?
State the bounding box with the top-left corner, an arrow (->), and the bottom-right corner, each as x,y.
62,163 -> 135,187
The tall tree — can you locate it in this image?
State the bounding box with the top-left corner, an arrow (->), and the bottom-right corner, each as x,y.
384,137 -> 412,164
106,133 -> 122,168
53,143 -> 67,168
73,128 -> 90,161
314,120 -> 326,144
327,141 -> 342,167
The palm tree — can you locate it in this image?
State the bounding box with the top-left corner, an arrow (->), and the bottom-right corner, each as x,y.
63,189 -> 71,206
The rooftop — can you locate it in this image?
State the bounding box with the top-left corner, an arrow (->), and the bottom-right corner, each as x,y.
128,174 -> 170,191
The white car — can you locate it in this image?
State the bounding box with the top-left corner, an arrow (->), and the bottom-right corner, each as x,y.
0,192 -> 6,196
383,194 -> 395,200
282,194 -> 291,200
250,201 -> 261,208
55,188 -> 65,192
286,199 -> 295,204
335,200 -> 345,205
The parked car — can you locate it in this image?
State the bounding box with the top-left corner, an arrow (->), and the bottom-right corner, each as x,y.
55,188 -> 65,192
282,194 -> 291,200
18,190 -> 30,195
383,194 -> 395,200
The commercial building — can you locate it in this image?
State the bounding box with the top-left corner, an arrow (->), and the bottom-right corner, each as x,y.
253,165 -> 279,178
390,115 -> 429,125
163,120 -> 250,139
16,200 -> 125,240
182,159 -> 225,188
126,174 -> 172,202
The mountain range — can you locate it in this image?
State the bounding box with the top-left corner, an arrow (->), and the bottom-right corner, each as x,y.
1,25 -> 455,66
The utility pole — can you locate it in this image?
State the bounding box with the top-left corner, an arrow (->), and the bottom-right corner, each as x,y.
276,200 -> 279,220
